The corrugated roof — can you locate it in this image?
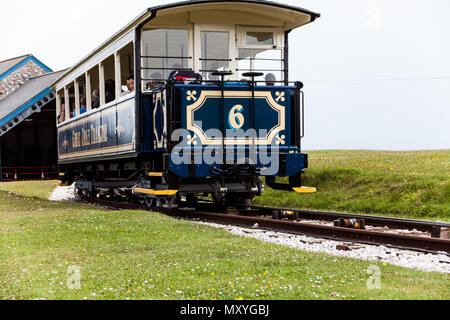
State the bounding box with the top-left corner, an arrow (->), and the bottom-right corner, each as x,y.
0,70 -> 65,124
0,54 -> 30,78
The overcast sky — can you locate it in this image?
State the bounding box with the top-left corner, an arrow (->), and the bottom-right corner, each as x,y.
1,0 -> 449,150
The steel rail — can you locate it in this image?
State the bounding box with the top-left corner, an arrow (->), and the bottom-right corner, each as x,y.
163,209 -> 450,254
253,206 -> 450,233
79,197 -> 450,255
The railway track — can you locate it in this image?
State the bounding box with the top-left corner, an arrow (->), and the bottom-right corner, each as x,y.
79,196 -> 450,255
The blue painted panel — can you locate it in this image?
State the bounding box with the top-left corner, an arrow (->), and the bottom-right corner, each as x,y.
58,128 -> 68,157
177,84 -> 292,147
152,91 -> 167,151
141,95 -> 154,153
75,117 -> 89,155
101,105 -> 118,152
169,157 -> 189,178
116,99 -> 135,151
285,153 -> 307,176
57,98 -> 136,161
169,84 -> 299,178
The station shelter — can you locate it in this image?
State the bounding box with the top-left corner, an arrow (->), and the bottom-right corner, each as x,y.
0,54 -> 64,181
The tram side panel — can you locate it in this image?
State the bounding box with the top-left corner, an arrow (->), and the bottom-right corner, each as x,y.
141,91 -> 168,154
57,96 -> 138,176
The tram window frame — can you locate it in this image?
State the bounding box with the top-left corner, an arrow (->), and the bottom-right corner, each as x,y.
236,26 -> 284,48
193,24 -> 236,82
118,41 -> 135,98
236,26 -> 285,84
141,28 -> 193,90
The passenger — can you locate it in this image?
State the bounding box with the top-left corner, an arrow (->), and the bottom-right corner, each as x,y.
80,96 -> 87,114
265,73 -> 276,86
208,62 -> 221,81
58,103 -> 66,124
69,104 -> 75,119
123,73 -> 135,96
146,72 -> 164,90
92,88 -> 100,109
172,63 -> 182,71
105,79 -> 115,103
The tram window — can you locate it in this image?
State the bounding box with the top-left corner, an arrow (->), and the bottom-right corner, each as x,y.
57,95 -> 65,124
201,31 -> 230,81
142,29 -> 190,84
89,65 -> 100,109
103,55 -> 116,104
246,32 -> 274,46
118,42 -> 135,96
237,48 -> 283,84
76,76 -> 87,116
67,86 -> 75,119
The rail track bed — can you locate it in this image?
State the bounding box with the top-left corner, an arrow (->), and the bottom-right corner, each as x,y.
79,196 -> 450,255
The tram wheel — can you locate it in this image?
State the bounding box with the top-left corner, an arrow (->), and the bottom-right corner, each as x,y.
144,197 -> 154,208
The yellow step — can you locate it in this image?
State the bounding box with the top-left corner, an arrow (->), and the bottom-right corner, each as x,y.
293,187 -> 317,194
148,172 -> 163,177
134,188 -> 178,196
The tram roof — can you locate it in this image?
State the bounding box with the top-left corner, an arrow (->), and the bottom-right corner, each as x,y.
53,0 -> 320,89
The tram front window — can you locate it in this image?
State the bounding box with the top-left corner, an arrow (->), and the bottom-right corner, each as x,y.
201,31 -> 230,81
142,29 -> 190,87
237,48 -> 283,85
246,31 -> 274,46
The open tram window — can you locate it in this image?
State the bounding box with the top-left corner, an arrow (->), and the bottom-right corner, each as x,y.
237,48 -> 283,84
65,85 -> 75,119
142,29 -> 190,90
87,65 -> 100,110
246,31 -> 274,46
118,42 -> 135,96
56,89 -> 65,124
102,54 -> 116,105
237,27 -> 284,85
73,75 -> 86,117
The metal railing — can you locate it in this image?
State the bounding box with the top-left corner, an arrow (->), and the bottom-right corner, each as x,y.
0,165 -> 59,182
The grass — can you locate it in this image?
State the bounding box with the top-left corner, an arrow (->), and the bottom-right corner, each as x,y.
0,178 -> 449,300
255,150 -> 450,221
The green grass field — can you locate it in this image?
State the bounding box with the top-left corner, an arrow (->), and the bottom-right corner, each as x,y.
0,151 -> 449,300
255,150 -> 450,221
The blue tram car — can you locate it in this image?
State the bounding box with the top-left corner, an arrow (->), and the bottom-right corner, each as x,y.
53,0 -> 320,207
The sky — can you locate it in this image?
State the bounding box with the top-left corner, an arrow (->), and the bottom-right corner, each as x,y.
0,0 -> 449,150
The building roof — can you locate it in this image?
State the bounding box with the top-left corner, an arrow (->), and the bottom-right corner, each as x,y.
0,54 -> 52,81
0,54 -> 30,77
0,70 -> 65,134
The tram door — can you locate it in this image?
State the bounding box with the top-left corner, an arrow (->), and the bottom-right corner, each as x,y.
194,25 -> 236,82
193,25 -> 238,148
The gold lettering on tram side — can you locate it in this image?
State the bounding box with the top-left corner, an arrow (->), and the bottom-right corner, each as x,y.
70,123 -> 108,148
82,127 -> 91,146
72,131 -> 81,148
90,124 -> 108,145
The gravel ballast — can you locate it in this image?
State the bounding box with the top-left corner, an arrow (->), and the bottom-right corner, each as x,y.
49,186 -> 450,274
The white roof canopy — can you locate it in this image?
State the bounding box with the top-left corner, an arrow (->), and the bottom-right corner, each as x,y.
53,1 -> 320,89
146,1 -> 319,31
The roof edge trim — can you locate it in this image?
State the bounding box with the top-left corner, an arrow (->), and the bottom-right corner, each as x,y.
0,88 -> 53,129
0,55 -> 53,81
